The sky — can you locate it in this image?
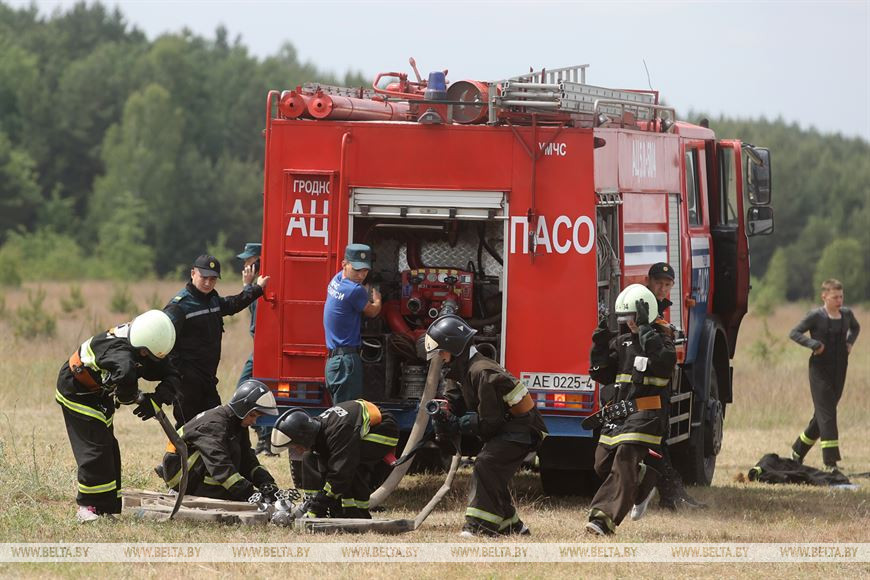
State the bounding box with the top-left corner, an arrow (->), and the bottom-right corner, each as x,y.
23,0 -> 870,141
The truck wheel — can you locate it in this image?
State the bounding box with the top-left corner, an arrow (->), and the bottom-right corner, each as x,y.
540,468 -> 601,497
679,369 -> 724,486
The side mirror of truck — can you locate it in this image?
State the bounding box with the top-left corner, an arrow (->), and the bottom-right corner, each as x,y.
747,206 -> 774,236
745,146 -> 771,205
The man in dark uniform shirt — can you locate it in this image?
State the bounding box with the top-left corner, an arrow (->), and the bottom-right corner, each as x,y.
163,254 -> 270,427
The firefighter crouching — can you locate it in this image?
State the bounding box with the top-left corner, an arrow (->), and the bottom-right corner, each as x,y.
424,315 -> 548,538
586,284 -> 677,536
271,400 -> 399,519
57,310 -> 179,523
160,380 -> 279,501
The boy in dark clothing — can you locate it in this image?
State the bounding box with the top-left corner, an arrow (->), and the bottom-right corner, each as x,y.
789,278 -> 860,470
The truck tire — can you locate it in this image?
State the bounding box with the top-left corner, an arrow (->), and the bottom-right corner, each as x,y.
540,468 -> 601,497
677,368 -> 724,486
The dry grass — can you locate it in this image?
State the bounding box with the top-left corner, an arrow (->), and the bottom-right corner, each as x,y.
0,283 -> 867,577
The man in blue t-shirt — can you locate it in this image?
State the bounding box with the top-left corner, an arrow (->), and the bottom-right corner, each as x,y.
323,244 -> 382,403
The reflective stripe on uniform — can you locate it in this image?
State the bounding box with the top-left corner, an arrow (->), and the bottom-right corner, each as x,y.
79,338 -> 110,384
615,374 -> 670,387
503,381 -> 528,406
820,439 -> 839,449
498,512 -> 519,530
55,389 -> 113,427
323,482 -> 337,498
339,498 -> 370,509
166,451 -> 201,488
799,432 -> 817,446
222,472 -> 244,489
358,400 -> 371,439
78,480 -> 117,494
588,508 -> 616,533
598,432 -> 662,446
465,506 -> 503,525
362,433 -> 399,446
203,476 -> 221,486
185,307 -> 221,320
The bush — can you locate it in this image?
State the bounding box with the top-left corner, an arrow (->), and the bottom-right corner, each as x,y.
60,284 -> 85,313
748,319 -> 784,365
0,250 -> 22,287
147,291 -> 164,311
1,228 -> 87,281
13,287 -> 56,339
110,285 -> 137,317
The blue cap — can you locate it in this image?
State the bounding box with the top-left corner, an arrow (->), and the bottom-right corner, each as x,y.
344,244 -> 372,270
236,243 -> 262,261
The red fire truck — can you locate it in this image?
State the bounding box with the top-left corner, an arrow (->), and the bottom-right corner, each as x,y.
253,63 -> 774,493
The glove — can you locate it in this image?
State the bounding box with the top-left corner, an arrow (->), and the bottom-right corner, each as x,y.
258,482 -> 278,503
635,299 -> 650,326
592,317 -> 612,346
638,324 -> 661,352
458,412 -> 479,436
306,490 -> 341,518
133,393 -> 160,421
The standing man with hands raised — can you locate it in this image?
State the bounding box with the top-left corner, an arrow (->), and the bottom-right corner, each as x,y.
163,254 -> 270,427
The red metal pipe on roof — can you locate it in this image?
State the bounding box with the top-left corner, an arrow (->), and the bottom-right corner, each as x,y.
308,93 -> 411,121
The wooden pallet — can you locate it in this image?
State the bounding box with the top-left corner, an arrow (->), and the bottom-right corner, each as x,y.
122,489 -> 269,525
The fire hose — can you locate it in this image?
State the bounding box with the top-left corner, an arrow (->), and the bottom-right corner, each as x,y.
367,354 -> 442,508
136,393 -> 188,520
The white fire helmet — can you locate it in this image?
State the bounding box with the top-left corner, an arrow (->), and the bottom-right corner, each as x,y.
614,284 -> 657,324
129,310 -> 176,359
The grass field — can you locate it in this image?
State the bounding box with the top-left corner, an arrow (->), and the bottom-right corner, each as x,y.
0,281 -> 867,578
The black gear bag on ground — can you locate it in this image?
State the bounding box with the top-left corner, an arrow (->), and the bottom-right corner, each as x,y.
748,453 -> 850,486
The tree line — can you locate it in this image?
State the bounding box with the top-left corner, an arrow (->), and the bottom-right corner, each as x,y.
0,1 -> 867,301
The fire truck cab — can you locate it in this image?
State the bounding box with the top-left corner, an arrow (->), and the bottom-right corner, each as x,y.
253,63 -> 774,493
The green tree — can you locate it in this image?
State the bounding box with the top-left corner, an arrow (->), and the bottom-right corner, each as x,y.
0,130 -> 41,242
753,247 -> 788,314
814,238 -> 867,300
93,190 -> 155,279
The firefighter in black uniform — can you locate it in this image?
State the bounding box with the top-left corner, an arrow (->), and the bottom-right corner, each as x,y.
160,380 -> 279,501
270,400 -> 399,519
424,315 -> 548,538
56,310 -> 178,522
636,262 -> 704,513
586,284 -> 676,536
163,254 -> 269,427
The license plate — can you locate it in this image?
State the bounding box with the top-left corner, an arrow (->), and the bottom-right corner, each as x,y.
521,372 -> 594,391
